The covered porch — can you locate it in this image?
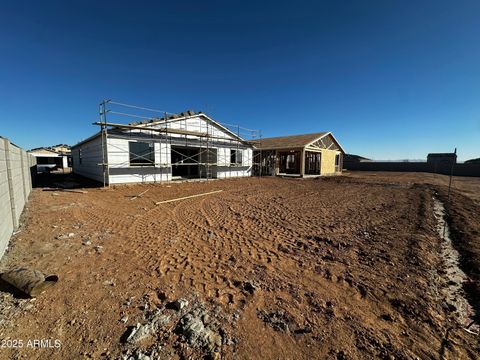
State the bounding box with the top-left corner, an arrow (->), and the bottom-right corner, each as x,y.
250,132 -> 344,177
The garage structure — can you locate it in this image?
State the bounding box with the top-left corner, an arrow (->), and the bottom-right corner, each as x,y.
250,132 -> 345,177
71,101 -> 255,185
28,147 -> 71,173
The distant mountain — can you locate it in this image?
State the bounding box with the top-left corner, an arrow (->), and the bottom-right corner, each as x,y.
464,158 -> 480,164
344,154 -> 371,163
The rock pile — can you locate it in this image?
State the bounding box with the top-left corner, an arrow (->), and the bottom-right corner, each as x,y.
120,293 -> 225,359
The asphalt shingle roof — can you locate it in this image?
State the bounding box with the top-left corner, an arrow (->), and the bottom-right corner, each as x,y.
248,132 -> 328,149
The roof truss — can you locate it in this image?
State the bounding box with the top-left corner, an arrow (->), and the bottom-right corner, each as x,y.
305,133 -> 345,153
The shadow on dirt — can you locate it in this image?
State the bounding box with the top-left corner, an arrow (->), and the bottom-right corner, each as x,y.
0,277 -> 30,300
34,171 -> 102,189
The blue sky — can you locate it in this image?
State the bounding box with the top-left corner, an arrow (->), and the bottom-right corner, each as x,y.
0,1 -> 479,160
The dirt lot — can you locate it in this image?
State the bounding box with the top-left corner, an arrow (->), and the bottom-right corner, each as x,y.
346,171 -> 480,204
0,172 -> 479,359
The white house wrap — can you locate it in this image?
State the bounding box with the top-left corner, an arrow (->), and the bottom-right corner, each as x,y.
72,111 -> 253,185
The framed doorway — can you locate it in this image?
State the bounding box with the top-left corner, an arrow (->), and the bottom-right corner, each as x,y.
279,151 -> 301,174
305,151 -> 321,175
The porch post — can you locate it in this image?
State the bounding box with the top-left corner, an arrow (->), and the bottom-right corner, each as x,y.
319,150 -> 322,175
275,150 -> 279,175
300,148 -> 305,177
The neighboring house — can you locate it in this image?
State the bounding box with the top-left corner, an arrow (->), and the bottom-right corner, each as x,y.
249,132 -> 345,177
28,147 -> 71,173
427,153 -> 457,165
71,111 -> 254,185
50,144 -> 71,154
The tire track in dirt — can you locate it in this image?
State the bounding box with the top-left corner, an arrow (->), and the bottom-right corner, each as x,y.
221,191 -> 291,267
123,181 -> 422,314
127,205 -> 179,275
125,189 -> 282,306
172,197 -> 238,302
78,206 -> 134,234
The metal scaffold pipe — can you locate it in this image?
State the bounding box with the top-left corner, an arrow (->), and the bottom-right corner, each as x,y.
109,101 -> 173,114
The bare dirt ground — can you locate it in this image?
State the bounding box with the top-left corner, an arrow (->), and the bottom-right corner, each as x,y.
347,171 -> 480,336
0,172 -> 479,359
346,171 -> 480,204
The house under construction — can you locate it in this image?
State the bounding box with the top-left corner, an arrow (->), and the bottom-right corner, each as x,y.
250,132 -> 345,177
71,101 -> 345,185
71,101 -> 256,185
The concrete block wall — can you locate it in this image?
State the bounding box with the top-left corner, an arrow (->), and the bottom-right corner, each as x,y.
0,137 -> 36,259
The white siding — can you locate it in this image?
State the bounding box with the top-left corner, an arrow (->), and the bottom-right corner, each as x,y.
216,148 -> 252,179
107,138 -> 171,184
161,116 -> 237,140
71,114 -> 254,184
105,138 -> 252,184
72,136 -> 105,183
128,116 -> 237,142
217,148 -> 229,166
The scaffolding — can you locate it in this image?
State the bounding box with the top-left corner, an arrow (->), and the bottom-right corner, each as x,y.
95,100 -> 263,186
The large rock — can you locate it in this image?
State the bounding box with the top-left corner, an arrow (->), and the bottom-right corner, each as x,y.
123,313 -> 171,344
176,313 -> 221,351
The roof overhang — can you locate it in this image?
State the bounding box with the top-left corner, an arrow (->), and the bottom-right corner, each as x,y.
71,131 -> 102,149
29,149 -> 62,157
251,132 -> 345,153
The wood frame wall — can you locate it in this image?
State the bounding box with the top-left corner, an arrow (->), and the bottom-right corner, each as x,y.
253,147 -> 343,177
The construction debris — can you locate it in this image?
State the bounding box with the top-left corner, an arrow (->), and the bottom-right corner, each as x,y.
43,188 -> 88,194
130,189 -> 149,201
1,268 -> 58,297
155,190 -> 223,205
